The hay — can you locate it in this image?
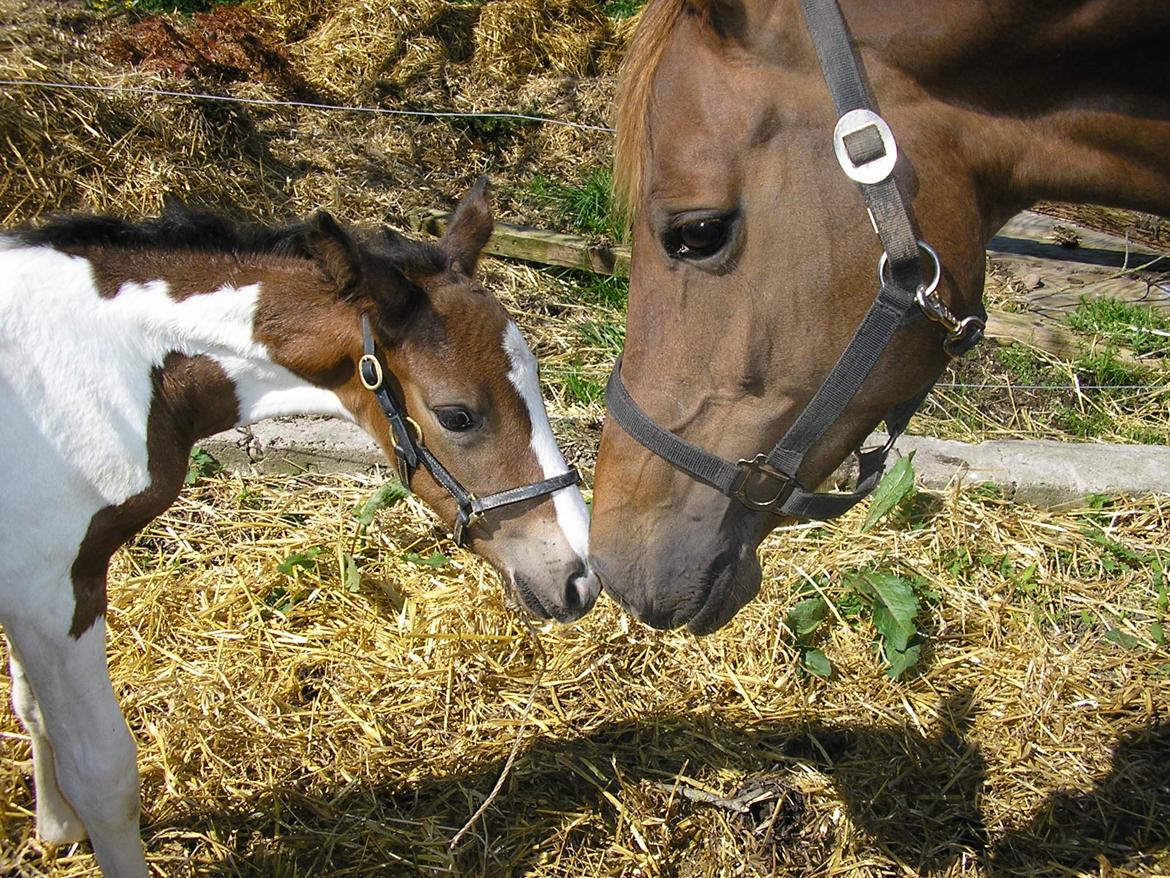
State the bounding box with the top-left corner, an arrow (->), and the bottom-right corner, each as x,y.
0,0 -> 621,229
472,0 -> 611,82
1,473 -> 1167,876
294,0 -> 450,97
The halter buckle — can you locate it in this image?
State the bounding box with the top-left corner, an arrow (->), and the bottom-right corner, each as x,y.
732,454 -> 796,515
916,286 -> 986,358
833,109 -> 898,185
452,503 -> 483,547
359,354 -> 384,391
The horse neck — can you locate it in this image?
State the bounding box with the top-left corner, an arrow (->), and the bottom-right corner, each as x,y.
846,0 -> 1170,229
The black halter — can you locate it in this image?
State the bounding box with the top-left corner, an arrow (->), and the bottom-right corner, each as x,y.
358,315 -> 580,546
604,0 -> 985,522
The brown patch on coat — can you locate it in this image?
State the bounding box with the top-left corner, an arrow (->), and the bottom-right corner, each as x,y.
72,245 -> 322,303
70,354 -> 240,638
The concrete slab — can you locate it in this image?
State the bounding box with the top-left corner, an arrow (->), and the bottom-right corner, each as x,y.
883,434 -> 1170,506
199,417 -> 1170,508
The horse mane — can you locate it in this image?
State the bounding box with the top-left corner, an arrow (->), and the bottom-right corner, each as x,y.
20,208 -> 320,260
614,0 -> 688,223
20,207 -> 452,277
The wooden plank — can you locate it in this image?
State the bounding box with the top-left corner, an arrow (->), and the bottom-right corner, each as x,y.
984,308 -> 1160,370
415,209 -> 630,277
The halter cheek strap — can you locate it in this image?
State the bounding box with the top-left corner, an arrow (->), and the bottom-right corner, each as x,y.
359,315 -> 580,546
604,0 -> 985,521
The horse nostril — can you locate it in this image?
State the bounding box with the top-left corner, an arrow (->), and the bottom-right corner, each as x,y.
563,562 -> 600,616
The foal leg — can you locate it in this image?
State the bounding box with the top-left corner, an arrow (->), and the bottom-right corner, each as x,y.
6,640 -> 87,844
7,620 -> 147,878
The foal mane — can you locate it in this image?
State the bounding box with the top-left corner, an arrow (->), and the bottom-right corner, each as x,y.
613,0 -> 688,222
21,208 -> 452,279
20,209 -> 320,260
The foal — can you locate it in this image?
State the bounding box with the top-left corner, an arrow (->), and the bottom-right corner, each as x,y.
0,179 -> 596,877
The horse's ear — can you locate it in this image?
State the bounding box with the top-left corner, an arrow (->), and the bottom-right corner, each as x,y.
305,209 -> 362,294
440,176 -> 493,276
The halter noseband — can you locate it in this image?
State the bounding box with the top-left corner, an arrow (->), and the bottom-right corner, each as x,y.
605,0 -> 986,521
359,315 -> 580,546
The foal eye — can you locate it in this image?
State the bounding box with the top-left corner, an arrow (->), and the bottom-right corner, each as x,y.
434,406 -> 477,432
665,216 -> 733,260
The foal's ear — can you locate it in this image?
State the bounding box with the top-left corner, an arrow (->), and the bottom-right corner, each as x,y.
440,176 -> 494,277
305,209 -> 362,295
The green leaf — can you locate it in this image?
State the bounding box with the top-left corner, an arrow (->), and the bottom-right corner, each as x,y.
341,552 -> 362,593
865,573 -> 920,631
278,546 -> 324,575
355,480 -> 410,530
801,648 -> 832,678
1150,620 -> 1165,646
884,641 -> 922,679
786,597 -> 829,637
185,448 -> 221,486
872,604 -> 914,653
403,551 -> 449,569
1105,627 -> 1143,649
860,453 -> 916,533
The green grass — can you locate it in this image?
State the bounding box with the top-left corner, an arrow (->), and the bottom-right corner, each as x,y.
527,167 -> 625,241
910,337 -> 1169,445
89,0 -> 231,13
577,319 -> 625,354
603,0 -> 647,18
1066,296 -> 1170,357
561,367 -> 606,406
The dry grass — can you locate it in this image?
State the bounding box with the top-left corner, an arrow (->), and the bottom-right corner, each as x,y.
0,0 -> 618,229
1,473 -> 1167,876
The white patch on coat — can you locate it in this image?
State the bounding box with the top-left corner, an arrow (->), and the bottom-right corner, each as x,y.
0,245 -> 346,630
502,321 -> 590,561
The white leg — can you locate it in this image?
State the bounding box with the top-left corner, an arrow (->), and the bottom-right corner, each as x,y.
6,621 -> 147,878
7,641 -> 87,844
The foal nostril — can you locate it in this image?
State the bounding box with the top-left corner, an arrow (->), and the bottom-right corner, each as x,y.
562,561 -> 601,619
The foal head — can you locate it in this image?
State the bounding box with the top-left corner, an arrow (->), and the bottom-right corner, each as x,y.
269,180 -> 597,622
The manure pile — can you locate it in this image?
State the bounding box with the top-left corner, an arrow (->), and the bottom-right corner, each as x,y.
1,474 -> 1167,876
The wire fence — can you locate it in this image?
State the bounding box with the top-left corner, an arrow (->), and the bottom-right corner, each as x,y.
4,80 -> 1169,398
0,78 -> 617,133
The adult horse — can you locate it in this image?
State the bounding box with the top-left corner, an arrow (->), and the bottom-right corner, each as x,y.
0,179 -> 596,877
591,0 -> 1170,633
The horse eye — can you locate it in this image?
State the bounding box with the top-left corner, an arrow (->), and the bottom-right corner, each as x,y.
435,406 -> 477,432
665,217 -> 731,259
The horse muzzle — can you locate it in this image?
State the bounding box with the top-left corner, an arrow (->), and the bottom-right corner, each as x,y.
590,513 -> 763,634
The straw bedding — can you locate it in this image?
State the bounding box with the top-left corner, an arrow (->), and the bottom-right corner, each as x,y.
1,475 -> 1166,876
2,1 -> 1168,875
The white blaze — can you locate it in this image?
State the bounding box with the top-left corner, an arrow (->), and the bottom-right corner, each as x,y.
502,321 -> 590,561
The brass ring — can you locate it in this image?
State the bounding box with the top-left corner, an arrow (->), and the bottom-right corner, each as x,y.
358,354 -> 384,391
404,416 -> 424,445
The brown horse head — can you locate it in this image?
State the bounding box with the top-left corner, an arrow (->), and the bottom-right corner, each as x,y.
590,0 -> 1170,632
266,180 -> 598,622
